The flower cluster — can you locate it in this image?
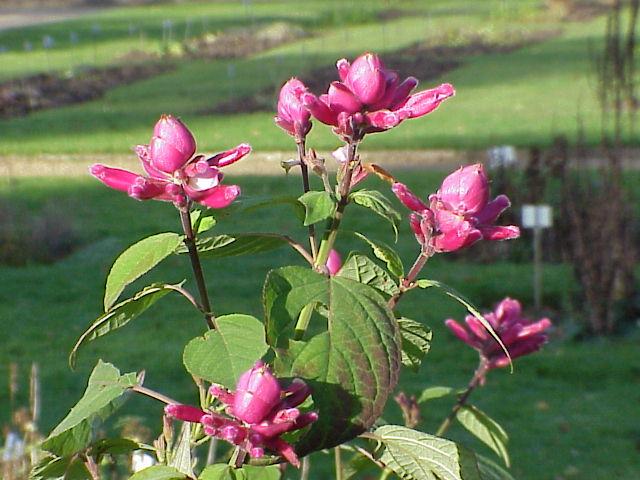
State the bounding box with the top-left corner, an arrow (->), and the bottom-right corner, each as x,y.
275,52 -> 455,142
445,297 -> 552,370
91,115 -> 250,209
165,361 -> 317,467
392,163 -> 520,253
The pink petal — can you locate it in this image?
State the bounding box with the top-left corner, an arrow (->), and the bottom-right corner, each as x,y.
265,438 -> 300,467
128,177 -> 168,201
187,184 -> 240,209
464,315 -> 489,342
365,109 -> 407,130
164,404 -> 206,423
387,76 -> 419,109
409,212 -> 426,245
90,164 -> 139,193
397,83 -> 455,119
479,225 -> 521,241
209,385 -> 236,408
444,319 -> 475,347
302,92 -> 338,126
207,143 -> 252,168
327,82 -> 362,114
475,194 -> 511,224
281,379 -> 312,408
518,318 -> 552,338
336,58 -> 351,81
392,182 -> 428,211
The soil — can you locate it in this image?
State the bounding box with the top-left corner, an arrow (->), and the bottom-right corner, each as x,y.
0,63 -> 173,119
0,21 -> 308,119
207,28 -> 561,115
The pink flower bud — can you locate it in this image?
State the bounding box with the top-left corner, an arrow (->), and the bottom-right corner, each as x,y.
437,164 -> 489,214
233,361 -> 282,424
149,115 -> 196,173
345,52 -> 387,105
326,249 -> 342,276
275,78 -> 312,139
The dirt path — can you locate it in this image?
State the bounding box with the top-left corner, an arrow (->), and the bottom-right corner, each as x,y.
0,6 -> 104,32
0,150 -> 480,179
2,148 -> 639,179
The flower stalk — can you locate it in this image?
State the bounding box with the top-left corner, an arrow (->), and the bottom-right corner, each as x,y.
435,359 -> 489,437
297,140 -> 318,259
294,139 -> 359,340
179,206 -> 216,330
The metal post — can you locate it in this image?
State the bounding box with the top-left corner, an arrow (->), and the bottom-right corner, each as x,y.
533,225 -> 542,311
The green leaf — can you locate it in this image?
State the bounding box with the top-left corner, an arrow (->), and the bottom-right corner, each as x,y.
476,454 -> 515,480
104,233 -> 183,311
70,283 -> 178,368
169,423 -> 194,477
298,191 -> 337,226
457,405 -> 510,468
338,254 -> 399,296
416,279 -> 511,369
191,209 -> 217,234
417,386 -> 454,403
349,189 -> 401,238
30,455 -> 87,480
263,266 -> 401,453
398,317 -> 432,372
89,437 -> 141,459
129,466 -> 189,480
354,232 -> 404,277
199,465 -> 280,480
187,234 -> 289,258
233,194 -> 306,222
373,425 -> 482,480
183,314 -> 269,389
42,361 -> 137,457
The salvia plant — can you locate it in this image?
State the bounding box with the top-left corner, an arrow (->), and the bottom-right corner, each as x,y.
32,52 -> 552,480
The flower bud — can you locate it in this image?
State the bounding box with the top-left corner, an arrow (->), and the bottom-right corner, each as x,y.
275,78 -> 312,139
438,164 -> 489,214
346,53 -> 387,105
149,115 -> 196,173
233,361 -> 282,424
326,249 -> 342,276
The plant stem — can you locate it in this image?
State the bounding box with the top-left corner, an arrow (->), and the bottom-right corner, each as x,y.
388,251 -> 430,310
297,140 -> 317,259
83,454 -> 101,480
293,140 -> 359,340
132,385 -> 179,405
435,359 -> 488,437
300,456 -> 310,480
334,446 -> 344,480
314,141 -> 358,268
379,468 -> 393,480
179,206 -> 216,330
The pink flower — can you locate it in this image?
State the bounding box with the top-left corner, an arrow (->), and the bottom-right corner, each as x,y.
90,115 -> 250,209
445,298 -> 552,369
392,164 -> 520,253
165,361 -> 317,467
325,249 -> 342,276
302,52 -> 454,140
274,78 -> 312,140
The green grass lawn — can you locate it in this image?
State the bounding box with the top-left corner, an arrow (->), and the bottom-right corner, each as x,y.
1,172 -> 638,479
0,0 -> 631,154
